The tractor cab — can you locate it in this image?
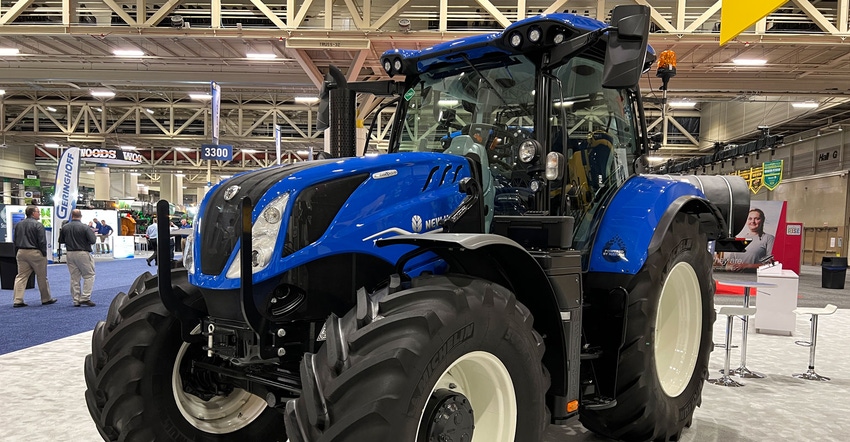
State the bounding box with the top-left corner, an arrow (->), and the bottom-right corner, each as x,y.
373,8 -> 654,255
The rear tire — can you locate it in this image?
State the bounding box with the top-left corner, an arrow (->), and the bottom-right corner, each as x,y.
285,274 -> 548,442
84,269 -> 286,441
580,212 -> 714,441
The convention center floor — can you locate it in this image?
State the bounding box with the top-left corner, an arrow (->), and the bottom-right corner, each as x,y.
1,256 -> 848,441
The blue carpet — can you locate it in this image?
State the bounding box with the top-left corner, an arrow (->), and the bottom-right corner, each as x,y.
0,255 -> 167,355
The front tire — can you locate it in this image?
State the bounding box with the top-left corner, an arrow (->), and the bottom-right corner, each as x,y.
580,212 -> 714,441
285,274 -> 548,442
84,269 -> 286,441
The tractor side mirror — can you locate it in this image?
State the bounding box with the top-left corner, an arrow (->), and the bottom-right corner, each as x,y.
602,5 -> 651,89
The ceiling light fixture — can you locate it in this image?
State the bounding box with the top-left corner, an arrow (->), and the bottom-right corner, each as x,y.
669,101 -> 697,108
113,49 -> 144,57
0,48 -> 20,56
46,106 -> 57,112
120,145 -> 137,150
145,108 -> 155,114
91,90 -> 116,98
732,58 -> 767,66
247,53 -> 276,59
0,89 -> 5,95
44,143 -> 60,148
792,102 -> 818,109
294,96 -> 319,104
189,93 -> 212,100
175,147 -> 192,152
242,149 -> 258,154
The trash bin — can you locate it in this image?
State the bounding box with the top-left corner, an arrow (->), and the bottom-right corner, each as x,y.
821,256 -> 847,289
0,243 -> 36,290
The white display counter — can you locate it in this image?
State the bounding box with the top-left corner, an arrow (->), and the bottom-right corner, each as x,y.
755,264 -> 799,336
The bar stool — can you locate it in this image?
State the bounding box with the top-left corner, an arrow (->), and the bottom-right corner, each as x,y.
709,306 -> 757,387
792,304 -> 838,381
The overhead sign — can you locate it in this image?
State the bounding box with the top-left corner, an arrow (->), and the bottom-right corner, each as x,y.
78,147 -> 144,165
274,124 -> 281,165
211,81 -> 221,145
763,160 -> 783,190
731,159 -> 784,194
286,37 -> 371,50
201,144 -> 233,161
720,0 -> 786,45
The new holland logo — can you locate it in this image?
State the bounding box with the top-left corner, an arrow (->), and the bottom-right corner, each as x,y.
223,185 -> 241,201
602,236 -> 628,262
411,215 -> 423,233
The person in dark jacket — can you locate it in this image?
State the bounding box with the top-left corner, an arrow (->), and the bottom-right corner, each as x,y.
58,209 -> 98,307
12,206 -> 55,307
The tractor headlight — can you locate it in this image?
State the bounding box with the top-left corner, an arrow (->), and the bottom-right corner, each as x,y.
393,58 -> 402,72
545,152 -> 565,180
518,139 -> 541,163
226,192 -> 290,279
183,230 -> 195,274
528,27 -> 542,43
554,33 -> 565,44
383,59 -> 392,73
509,32 -> 522,48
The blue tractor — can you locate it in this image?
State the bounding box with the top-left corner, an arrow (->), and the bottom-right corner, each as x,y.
84,5 -> 750,441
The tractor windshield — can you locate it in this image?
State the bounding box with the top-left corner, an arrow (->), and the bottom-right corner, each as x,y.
396,52 -> 641,252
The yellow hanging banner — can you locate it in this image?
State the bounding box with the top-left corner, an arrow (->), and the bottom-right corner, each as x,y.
719,0 -> 787,45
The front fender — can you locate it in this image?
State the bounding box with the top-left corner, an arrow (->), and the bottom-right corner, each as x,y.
588,175 -> 717,275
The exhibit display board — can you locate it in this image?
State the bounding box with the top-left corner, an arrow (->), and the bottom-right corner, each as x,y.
1,205 -> 117,262
715,200 -> 800,273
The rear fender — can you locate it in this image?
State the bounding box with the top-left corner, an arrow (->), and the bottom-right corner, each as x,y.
588,175 -> 747,275
377,234 -> 568,397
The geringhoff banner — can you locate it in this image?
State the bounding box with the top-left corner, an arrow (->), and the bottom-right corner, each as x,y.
54,147 -> 81,222
52,147 -> 80,261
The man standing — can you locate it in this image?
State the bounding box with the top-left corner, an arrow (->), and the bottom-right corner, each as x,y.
59,209 -> 97,307
12,206 -> 56,307
146,216 -> 158,266
98,219 -> 114,254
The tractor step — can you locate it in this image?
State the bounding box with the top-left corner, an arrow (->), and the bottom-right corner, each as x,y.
580,347 -> 602,360
583,397 -> 617,410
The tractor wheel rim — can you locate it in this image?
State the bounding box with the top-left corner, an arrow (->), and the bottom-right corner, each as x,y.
655,261 -> 702,397
172,326 -> 267,433
417,351 -> 517,441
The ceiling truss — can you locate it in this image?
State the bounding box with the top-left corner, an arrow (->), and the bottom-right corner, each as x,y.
0,0 -> 848,177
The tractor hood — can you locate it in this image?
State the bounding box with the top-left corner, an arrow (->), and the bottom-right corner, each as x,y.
191,152 -> 473,288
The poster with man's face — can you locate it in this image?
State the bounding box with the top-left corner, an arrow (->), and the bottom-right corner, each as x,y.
715,201 -> 784,272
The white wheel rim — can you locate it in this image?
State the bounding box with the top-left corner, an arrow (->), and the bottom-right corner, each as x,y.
654,261 -> 702,397
416,351 -> 517,442
172,327 -> 268,434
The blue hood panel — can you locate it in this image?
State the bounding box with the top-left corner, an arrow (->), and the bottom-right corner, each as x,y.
189,153 -> 472,289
